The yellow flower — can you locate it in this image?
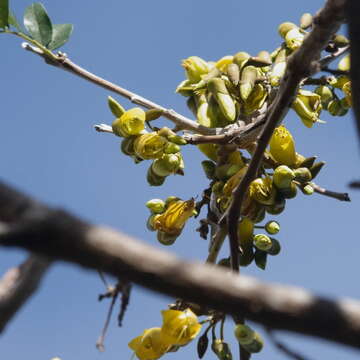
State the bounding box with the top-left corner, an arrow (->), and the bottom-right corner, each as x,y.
249,177 -> 276,205
160,309 -> 202,346
182,56 -> 209,83
112,108 -> 145,137
153,199 -> 195,235
215,55 -> 234,72
292,89 -> 322,128
222,165 -> 248,197
269,125 -> 296,166
128,327 -> 172,360
134,132 -> 168,160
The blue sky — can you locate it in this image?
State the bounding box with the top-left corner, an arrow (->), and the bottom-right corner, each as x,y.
1,1 -> 360,359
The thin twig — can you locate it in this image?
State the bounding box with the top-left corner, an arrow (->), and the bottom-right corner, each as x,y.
319,45 -> 350,69
311,182 -> 350,201
266,328 -> 312,360
20,43 -> 215,135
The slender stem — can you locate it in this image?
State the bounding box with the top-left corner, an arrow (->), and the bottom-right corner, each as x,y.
311,182 -> 350,201
206,226 -> 227,263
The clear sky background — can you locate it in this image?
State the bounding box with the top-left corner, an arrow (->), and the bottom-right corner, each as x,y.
1,1 -> 360,359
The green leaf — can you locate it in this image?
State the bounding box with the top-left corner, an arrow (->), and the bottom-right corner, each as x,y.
254,250 -> 267,270
48,23 -> 73,50
0,0 -> 9,28
24,3 -> 52,46
107,96 -> 125,117
8,10 -> 22,31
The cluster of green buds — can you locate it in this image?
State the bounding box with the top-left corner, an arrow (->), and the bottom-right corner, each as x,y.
146,197 -> 196,245
108,97 -> 187,186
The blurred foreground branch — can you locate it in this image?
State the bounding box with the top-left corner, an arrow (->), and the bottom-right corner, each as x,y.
0,181 -> 359,349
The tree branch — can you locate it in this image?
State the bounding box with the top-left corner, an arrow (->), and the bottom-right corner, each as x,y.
311,182 -> 350,201
20,42 -> 215,135
0,181 -> 359,349
0,254 -> 50,333
224,0 -> 346,271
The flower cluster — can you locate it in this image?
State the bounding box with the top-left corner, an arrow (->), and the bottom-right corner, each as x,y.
129,308 -> 202,360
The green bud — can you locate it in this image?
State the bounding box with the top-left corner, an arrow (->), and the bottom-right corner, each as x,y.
196,94 -> 218,128
146,214 -> 158,231
333,34 -> 349,48
145,109 -> 164,121
164,142 -> 181,154
108,96 -> 125,117
146,166 -> 166,186
182,56 -> 209,83
253,234 -> 273,252
300,13 -> 313,29
240,65 -> 258,101
146,199 -> 166,214
201,160 -> 216,180
157,230 -> 178,245
176,79 -> 194,97
267,238 -> 281,256
273,165 -> 295,189
315,85 -> 334,108
241,332 -> 264,353
120,136 -> 137,156
265,221 -> 280,234
266,197 -> 286,215
152,153 -> 181,177
278,22 -> 298,38
294,167 -> 312,183
233,51 -> 250,70
227,63 -> 240,86
327,99 -> 348,116
279,181 -> 298,199
234,324 -> 256,345
310,161 -> 325,179
212,339 -> 233,360
112,108 -> 146,137
338,55 -> 350,72
215,163 -> 243,180
270,49 -> 287,86
298,156 -> 317,169
207,78 -> 236,122
301,184 -> 314,195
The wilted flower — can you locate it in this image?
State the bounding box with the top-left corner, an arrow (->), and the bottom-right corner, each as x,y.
292,89 -> 322,128
160,308 -> 202,346
128,327 -> 172,360
153,199 -> 195,235
269,125 -> 296,166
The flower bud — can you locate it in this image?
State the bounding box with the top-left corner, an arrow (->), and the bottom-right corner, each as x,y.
234,324 -> 256,345
327,99 -> 348,116
146,199 -> 166,214
215,55 -> 234,72
215,163 -> 243,180
120,136 -> 137,156
182,56 -> 209,83
227,63 -> 240,86
279,181 -> 298,199
243,83 -> 268,115
201,160 -> 216,179
300,13 -> 313,29
249,177 -> 276,205
269,126 -> 296,166
265,221 -> 280,234
108,96 -> 125,117
338,54 -> 350,72
147,166 -> 166,186
196,94 -> 218,128
223,166 -> 248,197
197,332 -> 209,359
292,89 -> 322,128
270,61 -> 286,87
197,143 -> 219,162
176,79 -> 194,96
333,34 -> 349,48
278,22 -> 297,38
152,153 -> 181,177
238,217 -> 254,252
241,332 -> 264,353
211,339 -> 233,360
146,214 -> 159,231
310,161 -> 325,179
164,142 -> 181,154
285,27 -> 304,50
273,165 -> 295,189
233,51 -> 250,71
239,65 -> 258,101
298,156 -> 317,169
145,109 -> 164,121
157,230 -> 178,245
112,108 -> 146,138
301,183 -> 314,195
207,78 -> 236,122
315,85 -> 333,108
294,167 -> 312,183
253,234 -> 273,252
267,238 -> 281,256
134,132 -> 168,160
